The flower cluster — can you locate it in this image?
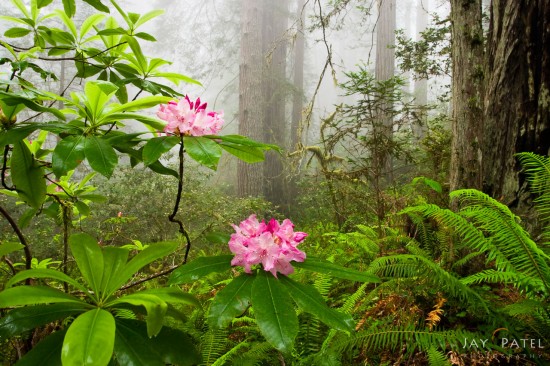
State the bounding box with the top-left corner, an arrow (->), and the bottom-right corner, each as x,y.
157,96 -> 224,136
229,214 -> 307,277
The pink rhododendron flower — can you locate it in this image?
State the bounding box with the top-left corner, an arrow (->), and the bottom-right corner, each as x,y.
157,96 -> 224,136
228,214 -> 307,277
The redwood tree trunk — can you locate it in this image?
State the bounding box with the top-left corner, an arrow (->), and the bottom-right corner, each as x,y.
448,0 -> 484,192
483,0 -> 550,203
238,0 -> 264,197
262,0 -> 289,205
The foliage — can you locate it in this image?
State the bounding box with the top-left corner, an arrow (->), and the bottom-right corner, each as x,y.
0,233 -> 201,365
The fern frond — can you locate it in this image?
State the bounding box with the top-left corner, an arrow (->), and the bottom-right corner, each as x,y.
427,346 -> 451,366
452,251 -> 484,269
313,272 -> 334,300
200,329 -> 229,366
503,299 -> 547,317
369,254 -> 488,312
210,341 -> 249,366
461,269 -> 546,294
231,342 -> 276,366
516,152 -> 550,221
452,189 -> 550,293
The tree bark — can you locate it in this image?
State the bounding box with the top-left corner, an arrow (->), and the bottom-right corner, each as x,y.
483,0 -> 550,203
238,0 -> 264,197
448,0 -> 484,192
413,0 -> 429,140
291,0 -> 305,150
262,0 -> 289,205
375,0 -> 396,184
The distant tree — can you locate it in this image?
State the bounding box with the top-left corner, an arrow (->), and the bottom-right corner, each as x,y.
262,0 -> 289,206
237,0 -> 264,196
374,0 -> 396,183
412,0 -> 429,139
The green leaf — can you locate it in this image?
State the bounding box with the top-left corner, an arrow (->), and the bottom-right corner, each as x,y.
82,0 -> 110,13
114,320 -> 165,366
168,255 -> 233,285
184,136 -> 222,170
151,72 -> 201,86
98,246 -> 129,299
10,141 -> 46,209
6,269 -> 89,293
4,27 -> 32,38
208,273 -> 254,328
293,257 -> 381,283
84,136 -> 118,178
115,320 -> 201,366
108,294 -> 167,337
84,80 -> 118,121
142,136 -> 179,166
0,303 -> 87,338
37,0 -> 54,8
74,201 -> 90,216
204,232 -> 231,245
147,160 -> 179,178
0,286 -> 82,307
15,329 -> 66,366
0,241 -> 24,257
62,309 -> 115,366
18,207 -> 37,228
134,32 -> 156,42
62,0 -> 76,18
220,143 -> 265,163
251,271 -> 298,354
133,9 -> 164,29
279,276 -> 354,332
0,91 -> 66,120
79,13 -> 106,39
138,288 -> 201,308
52,135 -> 85,177
106,95 -> 172,114
69,233 -> 104,297
107,241 -> 179,293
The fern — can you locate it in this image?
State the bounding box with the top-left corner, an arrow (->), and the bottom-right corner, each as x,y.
427,346 -> 451,366
210,341 -> 249,366
452,189 -> 550,293
461,269 -> 546,294
200,329 -> 229,366
368,254 -> 488,312
516,152 -> 550,222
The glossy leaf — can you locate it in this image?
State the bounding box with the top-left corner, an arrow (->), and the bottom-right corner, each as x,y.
293,256 -> 381,283
84,136 -> 118,178
184,136 -> 222,170
84,81 -> 118,120
208,273 -> 254,328
0,241 -> 24,257
4,27 -> 32,38
0,91 -> 65,120
62,0 -> 76,18
37,0 -> 54,8
108,294 -> 167,337
116,319 -> 201,366
142,135 -> 179,166
82,0 -> 110,13
168,255 -> 233,285
114,320 -> 165,366
6,268 -> 88,293
98,246 -> 129,299
10,141 -> 46,209
151,72 -> 201,86
107,95 -> 172,114
107,241 -> 178,293
15,329 -> 66,366
251,271 -> 298,353
69,233 -> 104,296
0,303 -> 87,338
139,287 -> 201,308
62,309 -> 116,366
220,143 -> 265,163
52,135 -> 85,177
0,286 -> 82,307
279,276 -> 354,332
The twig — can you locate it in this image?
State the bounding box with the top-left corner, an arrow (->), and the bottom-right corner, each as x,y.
120,265 -> 179,291
0,205 -> 32,270
168,138 -> 192,264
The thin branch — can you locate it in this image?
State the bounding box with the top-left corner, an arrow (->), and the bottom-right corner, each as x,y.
168,138 -> 192,264
120,265 -> 179,291
4,257 -> 16,275
0,205 -> 32,270
35,42 -> 127,62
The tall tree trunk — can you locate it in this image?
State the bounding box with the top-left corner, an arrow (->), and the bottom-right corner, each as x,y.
262,0 -> 289,205
413,0 -> 429,140
374,0 -> 396,186
483,0 -> 550,203
448,0 -> 484,192
291,0 -> 305,150
238,0 -> 264,197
